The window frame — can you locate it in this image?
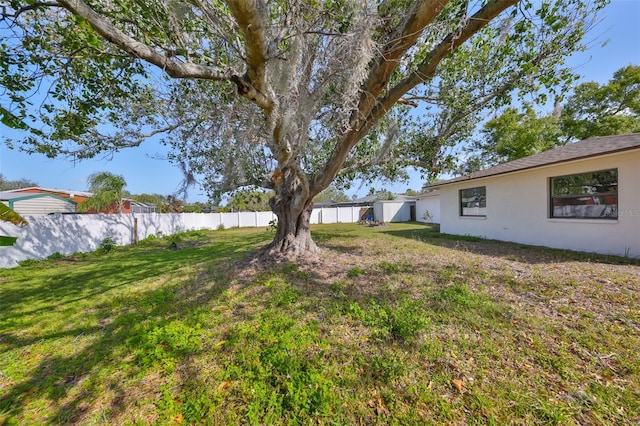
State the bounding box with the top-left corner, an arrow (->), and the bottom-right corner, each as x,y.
549,168 -> 618,220
459,186 -> 487,217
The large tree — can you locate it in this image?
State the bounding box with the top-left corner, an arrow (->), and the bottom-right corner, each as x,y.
461,65 -> 640,171
0,0 -> 605,257
561,64 -> 640,140
463,104 -> 562,168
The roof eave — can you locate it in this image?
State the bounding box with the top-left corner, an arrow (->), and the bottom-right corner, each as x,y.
428,143 -> 640,189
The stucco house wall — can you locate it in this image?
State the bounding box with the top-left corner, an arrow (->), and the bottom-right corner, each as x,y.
416,192 -> 440,224
438,150 -> 640,258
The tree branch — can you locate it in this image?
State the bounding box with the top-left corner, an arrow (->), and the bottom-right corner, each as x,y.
312,0 -> 520,193
311,0 -> 452,194
56,0 -> 233,82
224,0 -> 275,112
352,0 -> 451,129
357,0 -> 520,142
1,2 -> 60,20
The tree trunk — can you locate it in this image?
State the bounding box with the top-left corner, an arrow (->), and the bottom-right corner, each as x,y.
264,172 -> 319,259
265,197 -> 318,258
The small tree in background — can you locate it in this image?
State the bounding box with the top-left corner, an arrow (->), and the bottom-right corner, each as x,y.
130,193 -> 185,212
226,189 -> 273,212
0,174 -> 38,191
313,186 -> 350,204
461,65 -> 640,171
82,172 -> 127,213
130,193 -> 166,207
162,195 -> 184,213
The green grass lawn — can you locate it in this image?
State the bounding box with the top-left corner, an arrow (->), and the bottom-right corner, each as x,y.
1,223 -> 639,425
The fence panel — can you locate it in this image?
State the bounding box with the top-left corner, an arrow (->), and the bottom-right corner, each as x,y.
309,208 -> 322,224
220,213 -> 239,229
319,208 -> 338,224
135,213 -> 185,240
337,207 -> 355,223
256,212 -> 277,227
183,212 -> 218,230
0,214 -> 135,268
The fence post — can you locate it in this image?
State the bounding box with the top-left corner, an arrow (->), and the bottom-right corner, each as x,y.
133,217 -> 138,244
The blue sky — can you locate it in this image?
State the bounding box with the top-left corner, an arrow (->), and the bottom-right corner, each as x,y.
1,1 -> 639,203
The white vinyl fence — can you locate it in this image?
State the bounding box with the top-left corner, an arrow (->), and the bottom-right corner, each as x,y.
0,207 -> 367,268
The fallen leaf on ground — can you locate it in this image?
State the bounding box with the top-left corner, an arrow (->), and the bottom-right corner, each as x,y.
452,378 -> 466,394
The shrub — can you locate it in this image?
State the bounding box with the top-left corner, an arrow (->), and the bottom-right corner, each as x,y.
46,252 -> 65,260
17,258 -> 45,267
97,237 -> 116,254
267,218 -> 279,233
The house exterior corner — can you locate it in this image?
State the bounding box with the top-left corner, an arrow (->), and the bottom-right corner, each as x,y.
435,143 -> 640,258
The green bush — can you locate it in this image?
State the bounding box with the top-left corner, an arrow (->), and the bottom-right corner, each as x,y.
46,252 -> 65,260
97,237 -> 116,254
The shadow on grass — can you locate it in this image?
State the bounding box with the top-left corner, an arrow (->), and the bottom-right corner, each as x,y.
0,230 -> 271,423
381,225 -> 640,266
311,225 -> 391,256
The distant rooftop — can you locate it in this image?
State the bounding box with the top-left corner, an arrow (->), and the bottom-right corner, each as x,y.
0,191 -> 76,203
415,189 -> 440,199
428,133 -> 640,188
0,191 -> 28,200
5,186 -> 94,197
346,193 -> 417,204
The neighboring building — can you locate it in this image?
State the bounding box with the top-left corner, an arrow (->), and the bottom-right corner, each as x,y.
6,187 -> 157,214
0,191 -> 77,216
373,198 -> 417,222
415,190 -> 440,224
128,200 -> 157,214
7,187 -> 92,204
332,193 -> 384,207
426,133 -> 640,258
312,193 -> 420,222
312,199 -> 342,208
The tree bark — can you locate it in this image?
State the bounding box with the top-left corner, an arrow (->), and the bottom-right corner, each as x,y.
263,168 -> 318,259
265,196 -> 317,258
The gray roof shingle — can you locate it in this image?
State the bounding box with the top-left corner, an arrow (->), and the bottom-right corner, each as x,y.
428,133 -> 640,188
